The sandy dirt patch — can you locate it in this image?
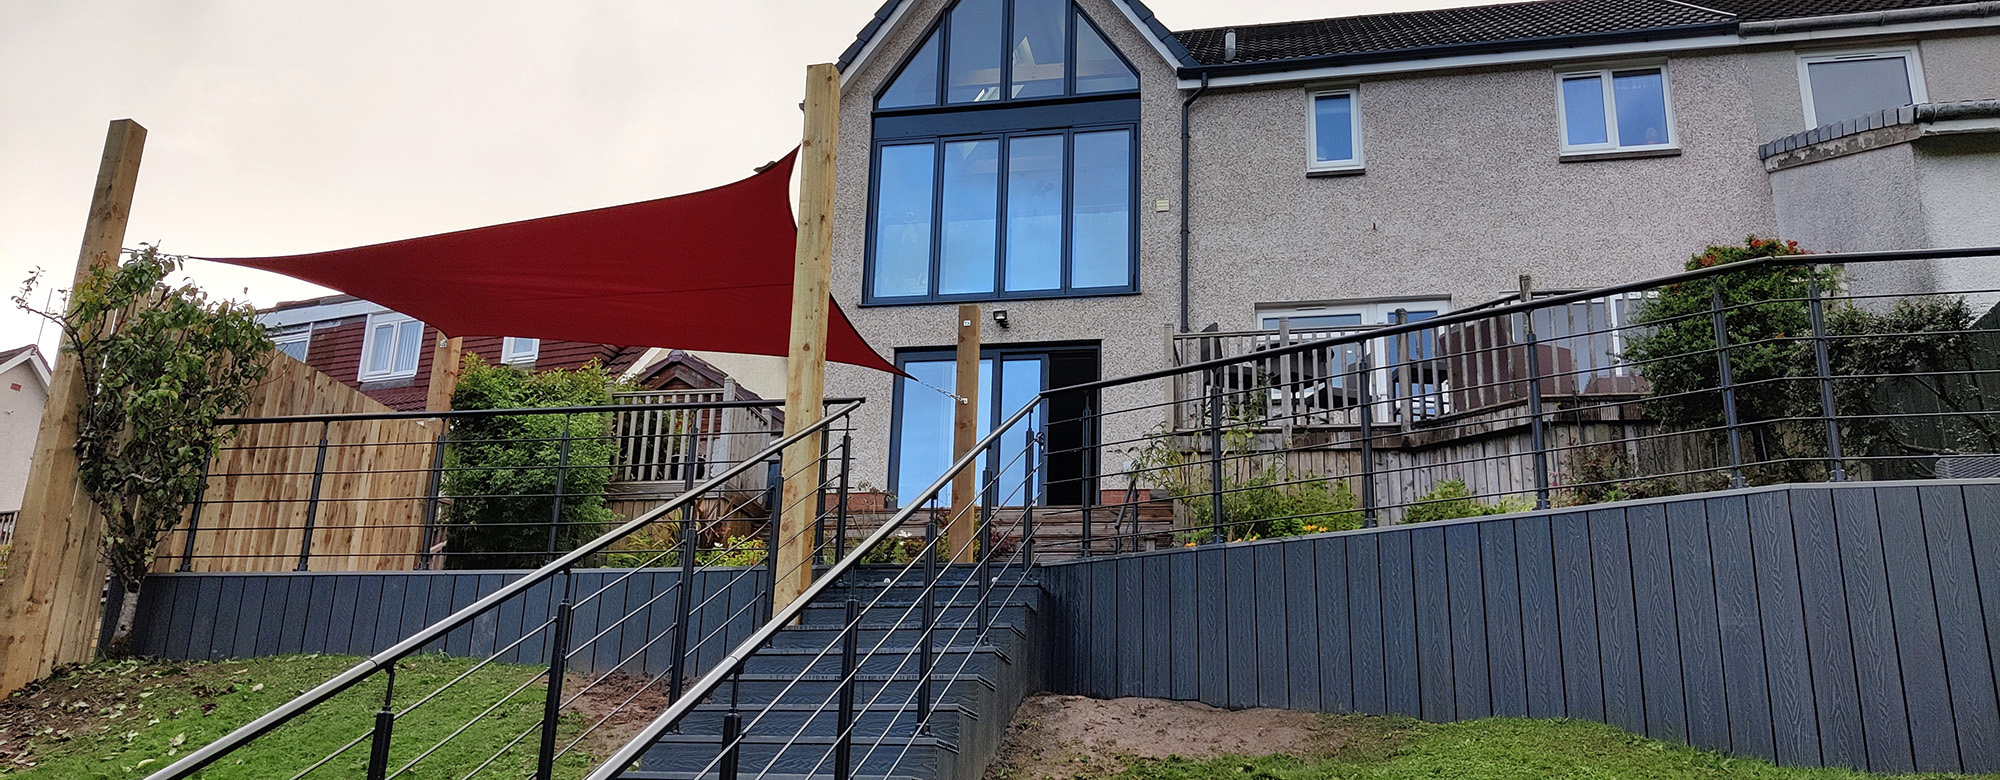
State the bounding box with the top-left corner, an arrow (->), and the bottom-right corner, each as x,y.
983,694 -> 1334,779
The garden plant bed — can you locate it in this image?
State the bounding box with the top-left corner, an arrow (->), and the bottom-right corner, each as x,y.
983,694 -> 2000,780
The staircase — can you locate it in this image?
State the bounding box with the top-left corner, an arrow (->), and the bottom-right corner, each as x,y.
626,565 -> 1044,780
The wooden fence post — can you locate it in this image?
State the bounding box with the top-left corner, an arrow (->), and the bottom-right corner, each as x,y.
774,63 -> 839,611
0,119 -> 146,693
949,305 -> 981,563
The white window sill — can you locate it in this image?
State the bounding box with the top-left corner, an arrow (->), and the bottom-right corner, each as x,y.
1306,165 -> 1366,178
1558,146 -> 1681,163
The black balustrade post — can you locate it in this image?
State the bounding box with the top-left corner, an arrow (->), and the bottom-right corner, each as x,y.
418,428 -> 449,570
1357,356 -> 1378,527
544,416 -> 572,564
978,466 -> 995,637
764,458 -> 783,620
1519,277 -> 1552,509
718,711 -> 743,780
835,433 -> 852,562
815,430 -> 830,562
835,599 -> 859,780
1207,368 -> 1226,544
918,516 -> 937,732
536,583 -> 574,780
670,493 -> 699,702
297,420 -> 331,571
1022,408 -> 1038,569
1808,269 -> 1848,481
178,457 -> 210,572
1711,281 -> 1747,488
1080,406 -> 1095,557
365,664 -> 397,780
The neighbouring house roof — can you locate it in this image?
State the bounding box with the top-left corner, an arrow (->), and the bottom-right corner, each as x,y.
836,0 -> 1995,83
0,345 -> 51,391
631,349 -> 767,397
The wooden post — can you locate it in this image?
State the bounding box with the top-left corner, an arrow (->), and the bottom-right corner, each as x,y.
425,334 -> 464,412
949,305 -> 980,564
0,119 -> 145,693
773,63 -> 839,611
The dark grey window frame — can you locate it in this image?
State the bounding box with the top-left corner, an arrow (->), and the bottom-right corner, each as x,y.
864,117 -> 1140,306
873,0 -> 1141,111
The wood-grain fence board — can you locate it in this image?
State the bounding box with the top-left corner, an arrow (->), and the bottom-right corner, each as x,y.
1919,486 -> 2000,770
1876,486 -> 1959,772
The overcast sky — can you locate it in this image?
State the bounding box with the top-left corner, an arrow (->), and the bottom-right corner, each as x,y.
0,0 -> 1489,354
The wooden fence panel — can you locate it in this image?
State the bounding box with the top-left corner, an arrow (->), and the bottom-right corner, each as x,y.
156,353 -> 439,573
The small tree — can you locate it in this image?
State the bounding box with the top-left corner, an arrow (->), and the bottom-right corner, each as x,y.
440,357 -> 621,569
15,246 -> 273,654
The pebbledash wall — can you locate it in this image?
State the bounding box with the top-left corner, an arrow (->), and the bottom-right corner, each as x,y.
1041,480 -> 2000,774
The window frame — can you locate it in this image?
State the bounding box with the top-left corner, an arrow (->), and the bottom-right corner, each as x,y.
1306,87 -> 1364,173
872,0 -> 1141,113
887,344 -> 1059,509
862,120 -> 1141,305
271,325 -> 312,363
1554,61 -> 1679,155
358,312 -> 424,382
501,337 -> 540,367
1795,47 -> 1926,130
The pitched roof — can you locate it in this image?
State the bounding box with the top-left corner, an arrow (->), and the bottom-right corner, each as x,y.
1171,0 -> 1986,72
1701,0 -> 1977,21
1175,0 -> 1731,67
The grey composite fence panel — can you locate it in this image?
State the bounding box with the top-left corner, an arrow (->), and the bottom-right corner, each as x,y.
107,567 -> 773,679
1038,480 -> 2000,774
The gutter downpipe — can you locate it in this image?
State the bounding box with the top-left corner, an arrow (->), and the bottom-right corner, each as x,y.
1179,72 -> 1209,334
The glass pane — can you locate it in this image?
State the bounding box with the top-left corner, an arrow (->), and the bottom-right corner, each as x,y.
368,323 -> 396,373
1261,313 -> 1364,329
1561,75 -> 1608,146
895,360 -> 956,506
1010,0 -> 1066,99
1004,134 -> 1064,292
995,358 -> 1045,504
872,143 -> 936,298
879,29 -> 941,109
1611,69 -> 1669,147
1074,13 -> 1137,93
1070,129 -> 1131,289
1807,57 -> 1913,126
1313,93 -> 1355,163
939,139 -> 1000,295
946,0 -> 1004,103
276,338 -> 309,361
394,321 -> 422,374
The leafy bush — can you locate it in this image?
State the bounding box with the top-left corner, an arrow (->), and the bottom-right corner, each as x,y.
441,357 -> 622,569
1402,481 -> 1534,524
1623,236 -> 1998,483
1135,417 -> 1364,543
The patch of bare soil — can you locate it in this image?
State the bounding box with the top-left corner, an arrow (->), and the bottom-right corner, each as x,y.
983,694 -> 1339,779
0,660 -> 232,772
560,671 -> 674,757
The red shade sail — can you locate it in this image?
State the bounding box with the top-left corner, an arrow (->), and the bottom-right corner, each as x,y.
202,149 -> 896,374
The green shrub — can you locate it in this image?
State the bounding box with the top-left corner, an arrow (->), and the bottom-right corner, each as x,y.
441,357 -> 622,569
1402,480 -> 1533,524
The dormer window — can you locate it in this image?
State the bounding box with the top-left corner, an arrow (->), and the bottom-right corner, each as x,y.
877,0 -> 1138,110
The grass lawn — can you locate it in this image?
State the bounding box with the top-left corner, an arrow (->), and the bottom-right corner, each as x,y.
1089,714 -> 1997,780
0,654 -> 601,780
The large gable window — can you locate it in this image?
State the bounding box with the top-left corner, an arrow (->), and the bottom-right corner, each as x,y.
868,0 -> 1139,304
877,0 -> 1137,109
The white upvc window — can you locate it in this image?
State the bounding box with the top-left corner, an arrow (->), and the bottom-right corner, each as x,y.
1556,63 -> 1677,154
501,337 -> 540,366
359,312 -> 424,381
271,325 -> 311,362
1797,48 -> 1925,129
1307,87 -> 1364,172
